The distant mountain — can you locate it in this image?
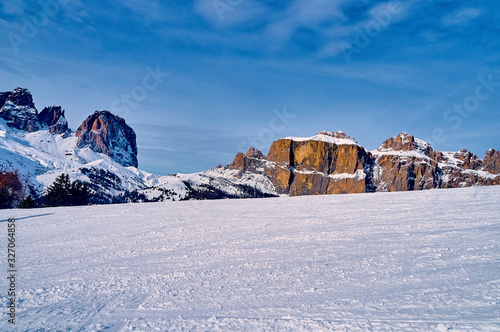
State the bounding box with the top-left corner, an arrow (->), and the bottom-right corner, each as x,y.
0,88 -> 275,205
227,131 -> 500,196
1,87 -> 499,208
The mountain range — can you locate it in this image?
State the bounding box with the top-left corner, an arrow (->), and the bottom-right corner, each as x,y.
1,87 -> 499,206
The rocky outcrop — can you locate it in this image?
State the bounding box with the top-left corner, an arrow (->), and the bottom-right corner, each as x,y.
229,131 -> 373,196
38,106 -> 69,135
0,88 -> 40,132
372,133 -> 441,192
75,111 -> 138,168
373,133 -> 500,191
452,149 -> 482,170
378,132 -> 432,155
483,149 -> 500,175
228,131 -> 500,196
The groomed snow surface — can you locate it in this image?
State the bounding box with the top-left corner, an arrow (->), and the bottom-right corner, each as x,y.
1,186 -> 499,331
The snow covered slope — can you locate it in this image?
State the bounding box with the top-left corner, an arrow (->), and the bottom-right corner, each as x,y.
1,186 -> 498,331
284,130 -> 359,145
1,116 -> 276,202
0,118 -> 160,199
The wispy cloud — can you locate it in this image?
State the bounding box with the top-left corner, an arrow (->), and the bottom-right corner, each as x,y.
115,0 -> 172,23
441,7 -> 482,26
0,0 -> 25,16
2,0 -> 499,173
193,0 -> 268,27
266,0 -> 347,41
318,0 -> 417,59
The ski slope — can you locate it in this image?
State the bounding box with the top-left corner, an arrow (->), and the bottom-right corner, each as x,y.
1,186 -> 499,331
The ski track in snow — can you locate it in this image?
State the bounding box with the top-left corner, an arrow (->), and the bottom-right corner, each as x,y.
1,186 -> 499,331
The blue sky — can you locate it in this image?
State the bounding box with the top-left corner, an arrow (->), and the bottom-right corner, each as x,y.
1,0 -> 499,175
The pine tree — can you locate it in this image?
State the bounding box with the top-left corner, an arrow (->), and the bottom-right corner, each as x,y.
44,174 -> 91,207
70,181 -> 91,206
44,173 -> 72,207
19,195 -> 36,209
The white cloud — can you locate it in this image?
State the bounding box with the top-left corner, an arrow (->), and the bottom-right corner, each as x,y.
368,1 -> 413,24
441,7 -> 482,26
317,1 -> 416,58
194,0 -> 268,27
117,0 -> 171,23
267,0 -> 347,41
1,0 -> 25,16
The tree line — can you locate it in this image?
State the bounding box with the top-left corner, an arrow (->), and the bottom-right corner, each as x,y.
0,172 -> 91,209
0,172 -> 153,209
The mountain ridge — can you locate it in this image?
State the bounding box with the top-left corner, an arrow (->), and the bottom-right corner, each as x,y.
1,87 -> 499,207
229,131 -> 500,196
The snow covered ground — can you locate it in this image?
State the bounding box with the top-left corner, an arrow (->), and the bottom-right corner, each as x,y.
1,186 -> 499,331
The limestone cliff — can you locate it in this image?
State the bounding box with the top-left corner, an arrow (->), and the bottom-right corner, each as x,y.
228,131 -> 500,196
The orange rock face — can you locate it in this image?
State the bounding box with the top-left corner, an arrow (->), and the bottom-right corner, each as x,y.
230,132 -> 372,196
483,149 -> 500,174
75,111 -> 138,167
227,131 -> 500,197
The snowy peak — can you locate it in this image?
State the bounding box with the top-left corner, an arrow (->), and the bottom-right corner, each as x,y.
246,147 -> 265,159
0,87 -> 39,132
377,132 -> 432,156
0,88 -> 68,135
284,131 -> 359,145
75,110 -> 138,168
0,87 -> 36,109
38,106 -> 69,135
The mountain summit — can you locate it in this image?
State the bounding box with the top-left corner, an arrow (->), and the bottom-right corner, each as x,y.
75,110 -> 138,168
0,87 -> 40,132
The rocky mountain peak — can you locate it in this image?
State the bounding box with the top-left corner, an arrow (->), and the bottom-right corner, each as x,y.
378,132 -> 432,156
0,87 -> 39,132
246,147 -> 266,159
453,149 -> 481,170
283,131 -> 359,146
1,87 -> 36,108
483,149 -> 500,174
75,110 -> 138,168
38,105 -> 69,135
316,131 -> 359,144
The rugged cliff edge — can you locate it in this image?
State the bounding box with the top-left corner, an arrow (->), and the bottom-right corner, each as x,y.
0,87 -> 40,132
75,111 -> 138,168
228,131 -> 500,196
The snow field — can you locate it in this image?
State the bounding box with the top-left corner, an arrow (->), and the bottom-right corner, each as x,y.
0,186 -> 499,331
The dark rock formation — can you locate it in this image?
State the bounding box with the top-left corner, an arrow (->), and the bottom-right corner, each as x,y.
38,106 -> 69,135
75,111 -> 138,167
0,87 -> 35,109
0,88 -> 40,132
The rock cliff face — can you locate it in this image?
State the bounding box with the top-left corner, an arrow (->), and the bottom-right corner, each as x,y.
228,131 -> 500,196
75,111 -> 138,168
0,88 -> 40,132
372,133 -> 440,192
229,131 -> 373,196
38,106 -> 69,135
0,88 -> 139,168
483,149 -> 500,175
